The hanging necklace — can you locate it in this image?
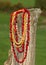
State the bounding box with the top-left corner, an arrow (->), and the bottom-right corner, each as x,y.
10,9 -> 30,63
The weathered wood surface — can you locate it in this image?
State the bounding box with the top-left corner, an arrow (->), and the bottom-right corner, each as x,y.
4,8 -> 41,65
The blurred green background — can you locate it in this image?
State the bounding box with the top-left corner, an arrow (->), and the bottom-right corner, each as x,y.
0,0 -> 46,65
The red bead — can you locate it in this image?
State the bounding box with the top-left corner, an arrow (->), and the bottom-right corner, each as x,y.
10,9 -> 30,63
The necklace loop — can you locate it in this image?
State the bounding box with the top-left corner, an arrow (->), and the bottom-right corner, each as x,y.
10,9 -> 30,63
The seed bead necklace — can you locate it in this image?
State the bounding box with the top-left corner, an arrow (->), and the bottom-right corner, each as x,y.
10,9 -> 30,63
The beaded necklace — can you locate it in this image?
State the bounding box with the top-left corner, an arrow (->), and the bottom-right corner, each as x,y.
10,9 -> 30,63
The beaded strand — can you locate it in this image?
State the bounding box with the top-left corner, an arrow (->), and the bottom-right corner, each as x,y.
10,9 -> 30,63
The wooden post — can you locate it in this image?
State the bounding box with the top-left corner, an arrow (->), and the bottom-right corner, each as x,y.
4,8 -> 41,65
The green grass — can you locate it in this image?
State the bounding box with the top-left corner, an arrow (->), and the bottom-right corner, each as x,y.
1,0 -> 35,7
38,15 -> 46,25
36,28 -> 46,65
0,12 -> 10,65
0,12 -> 10,24
0,12 -> 46,65
11,0 -> 35,7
